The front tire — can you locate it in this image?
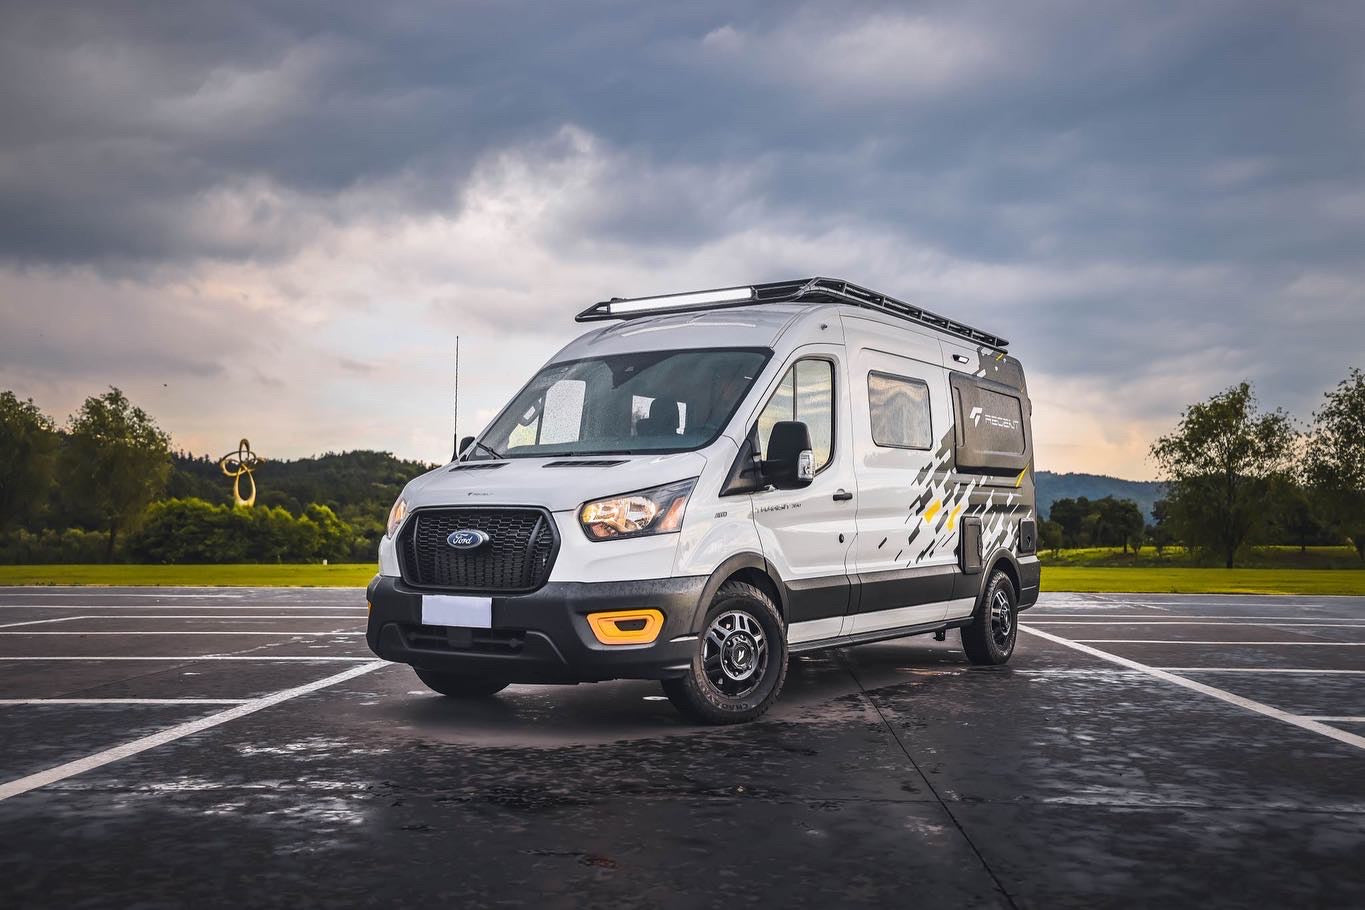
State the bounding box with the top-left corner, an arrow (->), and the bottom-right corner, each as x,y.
662,581 -> 788,725
960,569 -> 1017,665
413,668 -> 509,698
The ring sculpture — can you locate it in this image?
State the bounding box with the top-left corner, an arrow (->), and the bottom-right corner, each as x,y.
218,438 -> 261,508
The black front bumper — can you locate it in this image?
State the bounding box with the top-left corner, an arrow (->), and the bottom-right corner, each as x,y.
365,575 -> 706,683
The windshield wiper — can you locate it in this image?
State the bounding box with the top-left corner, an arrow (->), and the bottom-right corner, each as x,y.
470,440 -> 505,460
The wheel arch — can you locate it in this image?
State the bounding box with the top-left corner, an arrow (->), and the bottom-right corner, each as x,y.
688,552 -> 788,632
981,548 -> 1021,603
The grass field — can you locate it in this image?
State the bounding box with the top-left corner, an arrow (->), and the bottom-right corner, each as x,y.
1041,567 -> 1365,595
1041,545 -> 1364,569
1,561 -> 1363,595
0,564 -> 378,587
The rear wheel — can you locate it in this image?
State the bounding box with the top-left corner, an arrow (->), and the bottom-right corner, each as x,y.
413,668 -> 509,698
961,569 -> 1017,665
662,581 -> 788,725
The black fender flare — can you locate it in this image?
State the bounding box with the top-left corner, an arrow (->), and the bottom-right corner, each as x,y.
686,552 -> 787,632
976,547 -> 1023,608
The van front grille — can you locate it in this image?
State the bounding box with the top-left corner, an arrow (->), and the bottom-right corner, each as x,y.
398,507 -> 558,593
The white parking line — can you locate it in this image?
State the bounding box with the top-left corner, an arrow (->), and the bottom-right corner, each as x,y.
1072,639 -> 1365,646
0,605 -> 365,611
0,698 -> 251,706
0,656 -> 375,661
1029,621 -> 1365,627
1026,615 -> 1365,622
0,616 -> 92,629
0,631 -> 365,636
1021,625 -> 1365,752
0,661 -> 386,802
1303,716 -> 1365,723
48,615 -> 365,620
1156,667 -> 1365,674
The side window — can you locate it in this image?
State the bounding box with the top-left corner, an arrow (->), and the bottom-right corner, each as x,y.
868,372 -> 932,449
757,359 -> 834,470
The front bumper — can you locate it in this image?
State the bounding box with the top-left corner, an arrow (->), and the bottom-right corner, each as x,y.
365,575 -> 706,683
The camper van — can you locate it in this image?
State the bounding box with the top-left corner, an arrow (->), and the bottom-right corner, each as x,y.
366,278 -> 1039,724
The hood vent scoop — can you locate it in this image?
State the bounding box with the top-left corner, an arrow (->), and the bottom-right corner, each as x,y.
543,460 -> 629,468
448,462 -> 510,472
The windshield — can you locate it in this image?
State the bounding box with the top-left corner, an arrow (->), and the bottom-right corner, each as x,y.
471,348 -> 771,459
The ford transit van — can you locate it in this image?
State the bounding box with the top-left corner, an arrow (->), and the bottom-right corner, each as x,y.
366,278 -> 1040,724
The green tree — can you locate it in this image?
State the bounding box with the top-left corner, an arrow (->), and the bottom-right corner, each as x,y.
1097,497 -> 1145,554
1148,498 -> 1177,556
1305,368 -> 1365,562
1150,382 -> 1296,568
59,388 -> 172,560
1047,497 -> 1090,548
1037,519 -> 1065,555
0,391 -> 59,531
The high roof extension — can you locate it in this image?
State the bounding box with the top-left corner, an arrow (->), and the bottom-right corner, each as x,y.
575,276 -> 1008,351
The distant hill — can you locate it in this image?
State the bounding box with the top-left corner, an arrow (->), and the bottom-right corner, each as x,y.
1035,471 -> 1164,522
169,450 -> 435,530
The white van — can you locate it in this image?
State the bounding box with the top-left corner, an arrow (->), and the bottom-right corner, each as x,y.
366,278 -> 1039,724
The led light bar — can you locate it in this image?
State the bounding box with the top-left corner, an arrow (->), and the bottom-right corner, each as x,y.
606,286 -> 754,315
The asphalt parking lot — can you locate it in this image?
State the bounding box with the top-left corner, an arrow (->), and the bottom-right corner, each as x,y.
0,587 -> 1361,909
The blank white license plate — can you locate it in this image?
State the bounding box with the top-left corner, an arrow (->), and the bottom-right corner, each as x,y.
421,595 -> 493,629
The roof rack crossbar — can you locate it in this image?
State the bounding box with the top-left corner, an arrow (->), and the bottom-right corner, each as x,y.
575,276 -> 1008,350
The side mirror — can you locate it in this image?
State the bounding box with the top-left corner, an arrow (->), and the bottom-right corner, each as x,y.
457,435 -> 476,458
763,421 -> 815,489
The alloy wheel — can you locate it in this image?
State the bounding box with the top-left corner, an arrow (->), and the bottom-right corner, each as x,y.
702,609 -> 769,699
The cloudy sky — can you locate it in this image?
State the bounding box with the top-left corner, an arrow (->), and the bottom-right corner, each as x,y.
1,1 -> 1362,479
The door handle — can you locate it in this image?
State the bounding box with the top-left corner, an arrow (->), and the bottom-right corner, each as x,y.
833,489 -> 854,502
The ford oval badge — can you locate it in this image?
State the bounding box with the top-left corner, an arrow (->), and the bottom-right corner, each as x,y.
446,529 -> 490,550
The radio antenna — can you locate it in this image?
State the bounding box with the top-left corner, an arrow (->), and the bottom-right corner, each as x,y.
452,335 -> 460,461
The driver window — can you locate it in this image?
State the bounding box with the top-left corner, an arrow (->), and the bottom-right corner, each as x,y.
756,359 -> 834,470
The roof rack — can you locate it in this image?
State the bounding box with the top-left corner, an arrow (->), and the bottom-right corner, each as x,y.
574,276 -> 1008,350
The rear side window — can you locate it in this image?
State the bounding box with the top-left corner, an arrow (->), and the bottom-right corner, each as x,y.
868,372 -> 932,449
950,374 -> 1029,474
757,358 -> 834,470
965,386 -> 1025,455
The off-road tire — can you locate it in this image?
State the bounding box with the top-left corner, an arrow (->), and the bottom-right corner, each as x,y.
413,668 -> 509,698
961,569 -> 1018,665
662,581 -> 788,725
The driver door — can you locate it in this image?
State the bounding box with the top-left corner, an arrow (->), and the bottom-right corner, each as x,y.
748,345 -> 858,646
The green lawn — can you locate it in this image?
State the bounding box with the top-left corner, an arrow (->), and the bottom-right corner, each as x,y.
1041,545 -> 1364,570
1,561 -> 1363,596
1042,567 -> 1365,596
0,564 -> 377,587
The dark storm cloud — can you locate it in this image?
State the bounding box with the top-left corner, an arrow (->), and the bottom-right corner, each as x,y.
3,0 -> 1361,268
0,0 -> 1362,470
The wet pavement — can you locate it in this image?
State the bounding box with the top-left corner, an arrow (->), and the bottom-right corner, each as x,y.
0,587 -> 1362,909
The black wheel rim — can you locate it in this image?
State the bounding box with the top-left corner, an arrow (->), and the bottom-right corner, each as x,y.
702,609 -> 769,699
991,587 -> 1014,649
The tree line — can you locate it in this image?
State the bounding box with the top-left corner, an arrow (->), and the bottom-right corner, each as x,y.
1039,369 -> 1365,567
2,371 -> 1362,567
0,387 -> 431,564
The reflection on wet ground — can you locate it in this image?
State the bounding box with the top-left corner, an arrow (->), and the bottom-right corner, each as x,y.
0,588 -> 1361,908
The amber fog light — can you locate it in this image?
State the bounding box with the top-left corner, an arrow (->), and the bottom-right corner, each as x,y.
587,609 -> 664,645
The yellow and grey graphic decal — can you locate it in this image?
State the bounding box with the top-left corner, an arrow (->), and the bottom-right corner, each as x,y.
893,432 -> 1034,567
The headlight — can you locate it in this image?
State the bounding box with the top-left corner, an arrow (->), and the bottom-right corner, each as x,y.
578,479 -> 697,541
386,496 -> 408,538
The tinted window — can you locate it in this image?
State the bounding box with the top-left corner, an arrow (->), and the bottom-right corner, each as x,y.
962,386 -> 1025,456
757,359 -> 834,470
868,373 -> 932,449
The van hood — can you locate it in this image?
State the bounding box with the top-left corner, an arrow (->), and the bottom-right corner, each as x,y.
403,451 -> 711,513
